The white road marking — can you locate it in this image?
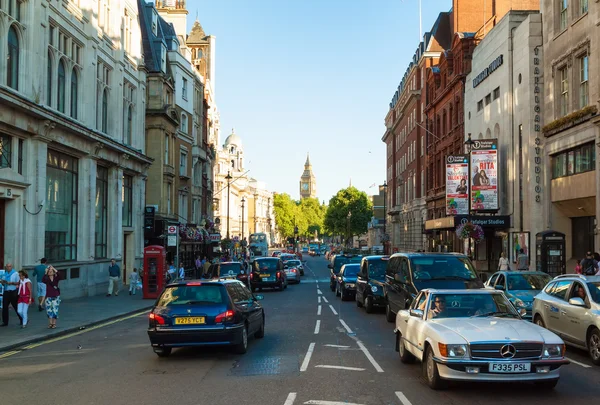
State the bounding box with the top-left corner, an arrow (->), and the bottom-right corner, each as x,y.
304,401 -> 365,405
324,344 -> 350,348
315,365 -> 365,371
300,342 -> 316,372
314,320 -> 321,334
284,393 -> 297,405
566,357 -> 592,368
338,319 -> 353,334
317,305 -> 322,316
317,289 -> 322,295
395,391 -> 413,405
318,296 -> 322,304
322,297 -> 329,303
328,305 -> 338,315
356,340 -> 384,373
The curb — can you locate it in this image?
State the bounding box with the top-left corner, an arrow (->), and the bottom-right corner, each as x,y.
0,305 -> 152,354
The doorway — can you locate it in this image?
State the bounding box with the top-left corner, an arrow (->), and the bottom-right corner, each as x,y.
572,216 -> 595,259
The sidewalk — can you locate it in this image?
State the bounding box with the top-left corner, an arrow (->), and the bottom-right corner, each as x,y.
0,286 -> 153,352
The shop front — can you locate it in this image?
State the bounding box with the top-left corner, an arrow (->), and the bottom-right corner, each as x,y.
425,216 -> 459,253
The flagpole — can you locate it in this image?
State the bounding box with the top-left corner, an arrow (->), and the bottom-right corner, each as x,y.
419,0 -> 422,41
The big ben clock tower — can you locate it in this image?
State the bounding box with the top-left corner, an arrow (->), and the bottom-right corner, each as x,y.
300,153 -> 317,199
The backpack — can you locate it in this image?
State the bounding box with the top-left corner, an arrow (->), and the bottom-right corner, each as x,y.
582,258 -> 597,276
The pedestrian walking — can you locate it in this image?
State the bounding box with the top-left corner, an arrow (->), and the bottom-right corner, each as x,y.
574,259 -> 583,275
42,266 -> 61,329
167,262 -> 176,283
515,249 -> 529,271
178,263 -> 185,281
17,270 -> 33,328
580,252 -> 599,276
129,268 -> 139,295
203,259 -> 211,278
498,252 -> 510,271
107,258 -> 121,297
0,263 -> 23,327
34,258 -> 48,311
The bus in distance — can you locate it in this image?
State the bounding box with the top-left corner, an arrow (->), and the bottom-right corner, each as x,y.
249,233 -> 269,257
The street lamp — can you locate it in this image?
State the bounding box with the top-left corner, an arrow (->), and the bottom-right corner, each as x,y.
225,171 -> 233,240
241,197 -> 246,241
382,180 -> 388,254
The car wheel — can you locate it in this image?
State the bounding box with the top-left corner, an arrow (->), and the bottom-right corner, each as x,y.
365,296 -> 374,314
423,345 -> 447,390
255,316 -> 265,339
398,333 -> 416,364
385,302 -> 395,323
278,282 -> 284,291
588,328 -> 600,365
356,293 -> 363,308
300,270 -> 304,276
153,347 -> 172,358
534,379 -> 559,389
234,326 -> 248,354
534,315 -> 546,328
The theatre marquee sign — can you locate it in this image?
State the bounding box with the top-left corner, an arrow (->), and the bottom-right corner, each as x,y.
473,55 -> 504,88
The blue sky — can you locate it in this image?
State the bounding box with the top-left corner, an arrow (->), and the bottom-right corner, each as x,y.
186,0 -> 450,202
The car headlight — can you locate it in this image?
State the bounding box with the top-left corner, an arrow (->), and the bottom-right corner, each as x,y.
438,343 -> 468,358
371,286 -> 378,293
543,344 -> 565,358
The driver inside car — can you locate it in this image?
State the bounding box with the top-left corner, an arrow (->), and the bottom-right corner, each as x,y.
428,296 -> 447,318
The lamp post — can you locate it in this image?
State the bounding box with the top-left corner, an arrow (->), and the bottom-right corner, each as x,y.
464,134 -> 475,259
241,197 -> 246,241
382,180 -> 388,254
225,171 -> 232,240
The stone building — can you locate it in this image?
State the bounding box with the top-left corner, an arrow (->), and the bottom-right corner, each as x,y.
299,154 -> 317,199
540,0 -> 599,263
247,179 -> 276,244
0,1 -> 150,297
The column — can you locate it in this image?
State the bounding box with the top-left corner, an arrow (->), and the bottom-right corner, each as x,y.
133,175 -> 146,268
108,166 -> 124,260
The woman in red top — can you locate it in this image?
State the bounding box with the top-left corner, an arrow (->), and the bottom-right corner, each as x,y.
17,270 -> 33,328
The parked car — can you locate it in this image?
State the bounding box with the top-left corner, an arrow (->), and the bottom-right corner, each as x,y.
206,261 -> 249,287
250,257 -> 288,291
329,254 -> 363,291
532,274 -> 600,365
285,259 -> 304,276
394,289 -> 569,390
485,271 -> 552,320
335,263 -> 360,300
271,251 -> 281,257
384,252 -> 483,323
147,279 -> 265,357
356,255 -> 389,313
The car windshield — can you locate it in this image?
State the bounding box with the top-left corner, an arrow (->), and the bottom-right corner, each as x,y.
254,260 -> 278,272
343,265 -> 360,277
587,282 -> 600,303
287,260 -> 301,266
507,273 -> 552,290
410,257 -> 478,280
219,263 -> 243,276
368,260 -> 388,279
156,285 -> 226,306
335,256 -> 362,272
428,293 -> 518,319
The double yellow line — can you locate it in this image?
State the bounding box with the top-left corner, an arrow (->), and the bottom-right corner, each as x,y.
0,309 -> 150,360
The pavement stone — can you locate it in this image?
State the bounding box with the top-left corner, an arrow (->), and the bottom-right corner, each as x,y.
0,286 -> 152,352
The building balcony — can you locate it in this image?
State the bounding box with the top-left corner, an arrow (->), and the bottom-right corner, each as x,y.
163,165 -> 175,178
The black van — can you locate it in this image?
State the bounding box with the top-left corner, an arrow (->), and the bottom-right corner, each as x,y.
383,252 -> 483,322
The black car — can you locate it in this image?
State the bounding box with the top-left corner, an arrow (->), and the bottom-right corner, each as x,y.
329,254 -> 363,291
356,255 -> 389,313
250,257 -> 287,291
147,279 -> 265,357
206,262 -> 249,286
335,263 -> 360,301
384,252 -> 483,322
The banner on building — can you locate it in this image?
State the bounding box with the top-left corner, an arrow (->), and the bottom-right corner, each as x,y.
470,139 -> 498,211
445,154 -> 470,215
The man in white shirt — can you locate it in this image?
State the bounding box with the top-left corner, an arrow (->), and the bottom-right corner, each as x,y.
1,263 -> 23,326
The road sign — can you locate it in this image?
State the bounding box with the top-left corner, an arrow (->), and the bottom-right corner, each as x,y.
167,226 -> 177,234
167,235 -> 177,246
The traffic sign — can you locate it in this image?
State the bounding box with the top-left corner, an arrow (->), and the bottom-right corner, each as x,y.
167,235 -> 177,246
167,226 -> 177,234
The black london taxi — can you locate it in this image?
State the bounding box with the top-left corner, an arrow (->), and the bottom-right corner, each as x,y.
356,255 -> 389,313
329,254 -> 363,291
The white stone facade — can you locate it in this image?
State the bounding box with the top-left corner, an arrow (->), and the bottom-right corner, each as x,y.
0,0 -> 150,298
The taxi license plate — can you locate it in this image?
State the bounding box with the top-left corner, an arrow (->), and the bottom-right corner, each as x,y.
174,317 -> 205,325
260,274 -> 271,278
489,362 -> 530,373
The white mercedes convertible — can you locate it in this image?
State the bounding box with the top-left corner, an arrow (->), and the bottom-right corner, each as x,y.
394,289 -> 569,390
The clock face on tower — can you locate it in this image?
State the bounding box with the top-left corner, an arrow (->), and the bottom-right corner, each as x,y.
302,182 -> 309,191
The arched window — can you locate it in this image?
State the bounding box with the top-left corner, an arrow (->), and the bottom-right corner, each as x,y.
181,113 -> 187,133
126,105 -> 133,144
102,89 -> 108,132
7,26 -> 20,90
47,52 -> 53,106
57,60 -> 66,113
70,70 -> 78,119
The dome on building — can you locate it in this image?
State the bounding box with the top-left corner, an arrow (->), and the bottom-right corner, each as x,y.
224,129 -> 242,149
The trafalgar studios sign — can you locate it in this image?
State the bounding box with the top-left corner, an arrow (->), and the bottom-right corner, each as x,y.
470,139 -> 499,211
446,155 -> 469,215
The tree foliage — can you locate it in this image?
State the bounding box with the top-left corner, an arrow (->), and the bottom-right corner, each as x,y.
324,187 -> 372,244
273,194 -> 326,239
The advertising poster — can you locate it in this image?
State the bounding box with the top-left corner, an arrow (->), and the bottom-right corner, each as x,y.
470,139 -> 498,211
445,155 -> 469,215
510,232 -> 530,265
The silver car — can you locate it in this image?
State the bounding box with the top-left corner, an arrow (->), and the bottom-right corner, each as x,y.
532,274 -> 600,365
285,259 -> 304,276
284,262 -> 301,284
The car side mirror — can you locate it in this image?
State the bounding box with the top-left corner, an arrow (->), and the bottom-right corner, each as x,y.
494,284 -> 505,290
568,297 -> 586,307
409,309 -> 423,319
328,264 -> 333,269
254,294 -> 264,301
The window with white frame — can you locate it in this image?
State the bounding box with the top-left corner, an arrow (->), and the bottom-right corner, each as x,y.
165,135 -> 170,165
123,82 -> 135,145
559,66 -> 569,116
97,60 -> 111,132
182,77 -> 188,99
421,169 -> 425,198
178,192 -> 188,222
181,113 -> 188,133
179,150 -> 187,176
98,0 -> 112,34
166,182 -> 172,214
560,0 -> 568,31
579,55 -> 588,109
123,9 -> 133,55
580,0 -> 588,15
421,136 -> 424,156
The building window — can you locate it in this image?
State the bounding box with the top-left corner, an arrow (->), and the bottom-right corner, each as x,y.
123,9 -> 133,55
179,150 -> 187,176
559,67 -> 569,116
485,93 -> 492,106
552,142 -> 595,179
165,135 -> 169,165
70,70 -> 78,119
17,138 -> 23,175
47,52 -> 53,106
493,87 -> 500,100
560,0 -> 568,31
125,106 -> 133,145
579,55 -> 588,108
123,83 -> 135,145
182,77 -> 188,99
7,26 -> 20,90
477,100 -> 483,112
181,113 -> 187,133
97,61 -> 110,131
580,0 -> 588,14
46,150 -> 78,262
102,89 -> 108,132
0,135 -> 12,169
167,182 -> 172,214
178,192 -> 188,222
122,174 -> 133,227
95,166 -> 108,259
57,60 -> 66,113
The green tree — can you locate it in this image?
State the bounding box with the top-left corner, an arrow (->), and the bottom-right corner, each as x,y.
299,197 -> 325,238
324,187 -> 372,245
273,193 -> 298,238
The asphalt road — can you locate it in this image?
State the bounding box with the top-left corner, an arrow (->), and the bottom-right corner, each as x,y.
1,255 -> 599,405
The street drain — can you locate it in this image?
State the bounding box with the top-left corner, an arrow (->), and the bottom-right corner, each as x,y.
229,355 -> 299,376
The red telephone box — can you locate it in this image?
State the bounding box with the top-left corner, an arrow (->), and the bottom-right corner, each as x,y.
143,245 -> 167,299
